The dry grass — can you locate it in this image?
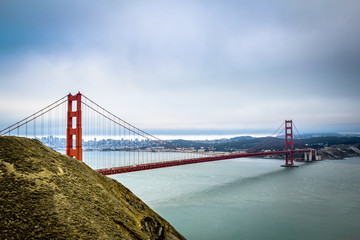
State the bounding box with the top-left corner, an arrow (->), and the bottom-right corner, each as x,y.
0,136 -> 185,240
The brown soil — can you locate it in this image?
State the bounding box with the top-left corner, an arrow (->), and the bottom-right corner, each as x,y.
0,136 -> 185,240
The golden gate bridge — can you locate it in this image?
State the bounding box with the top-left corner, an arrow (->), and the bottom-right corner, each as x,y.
0,92 -> 319,175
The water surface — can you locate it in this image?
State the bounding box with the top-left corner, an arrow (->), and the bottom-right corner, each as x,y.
109,157 -> 360,240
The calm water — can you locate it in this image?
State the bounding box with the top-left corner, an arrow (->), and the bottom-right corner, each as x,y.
81,151 -> 206,170
104,156 -> 360,240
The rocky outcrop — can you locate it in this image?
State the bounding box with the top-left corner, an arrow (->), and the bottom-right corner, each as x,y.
0,136 -> 185,240
317,144 -> 360,160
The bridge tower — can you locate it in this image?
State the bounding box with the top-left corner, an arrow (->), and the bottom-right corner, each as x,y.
66,92 -> 82,161
282,120 -> 297,167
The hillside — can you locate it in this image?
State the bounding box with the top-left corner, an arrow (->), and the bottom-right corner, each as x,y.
0,136 -> 185,240
317,144 -> 360,160
170,137 -> 360,159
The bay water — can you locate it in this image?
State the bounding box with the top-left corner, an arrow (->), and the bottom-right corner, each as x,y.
85,154 -> 360,239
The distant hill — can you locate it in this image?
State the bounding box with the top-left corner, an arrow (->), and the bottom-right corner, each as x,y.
169,136 -> 360,154
229,136 -> 253,141
0,136 -> 185,240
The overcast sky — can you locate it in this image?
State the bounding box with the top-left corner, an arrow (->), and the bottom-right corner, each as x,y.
1,0 -> 359,137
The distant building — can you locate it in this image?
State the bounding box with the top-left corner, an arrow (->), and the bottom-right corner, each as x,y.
198,147 -> 205,152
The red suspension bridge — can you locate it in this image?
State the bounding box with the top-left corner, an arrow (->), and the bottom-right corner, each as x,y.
0,92 -> 319,175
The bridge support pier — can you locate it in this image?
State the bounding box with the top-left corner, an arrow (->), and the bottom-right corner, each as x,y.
304,150 -> 321,162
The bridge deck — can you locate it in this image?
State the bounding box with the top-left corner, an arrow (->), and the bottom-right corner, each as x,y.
97,149 -> 310,175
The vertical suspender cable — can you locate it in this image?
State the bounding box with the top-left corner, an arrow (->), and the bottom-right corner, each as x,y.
49,110 -> 51,143
118,119 -> 120,167
97,105 -> 99,169
137,130 -> 139,165
41,115 -> 44,139
34,118 -> 36,139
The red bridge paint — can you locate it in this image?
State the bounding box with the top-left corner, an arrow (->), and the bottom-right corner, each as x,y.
66,92 -> 82,161
97,149 -> 312,175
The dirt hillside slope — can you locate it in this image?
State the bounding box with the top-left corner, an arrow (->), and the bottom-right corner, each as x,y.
0,136 -> 185,240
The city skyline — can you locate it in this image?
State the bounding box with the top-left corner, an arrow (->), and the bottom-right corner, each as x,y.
1,0 -> 360,137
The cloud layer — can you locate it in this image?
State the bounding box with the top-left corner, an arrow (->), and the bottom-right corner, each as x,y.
1,0 -> 360,134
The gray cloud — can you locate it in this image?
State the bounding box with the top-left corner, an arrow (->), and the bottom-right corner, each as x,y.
1,0 -> 359,134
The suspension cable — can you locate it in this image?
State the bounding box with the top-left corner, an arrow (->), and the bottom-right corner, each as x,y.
246,121 -> 285,153
81,98 -> 205,155
0,95 -> 67,135
293,121 -> 306,149
81,94 -> 200,153
0,99 -> 68,136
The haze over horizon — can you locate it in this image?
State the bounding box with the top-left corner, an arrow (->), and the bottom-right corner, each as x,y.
1,0 -> 360,137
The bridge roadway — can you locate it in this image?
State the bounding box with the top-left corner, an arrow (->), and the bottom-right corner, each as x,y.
97,149 -> 311,175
